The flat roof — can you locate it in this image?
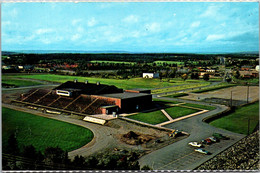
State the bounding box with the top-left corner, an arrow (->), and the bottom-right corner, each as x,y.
100,92 -> 151,99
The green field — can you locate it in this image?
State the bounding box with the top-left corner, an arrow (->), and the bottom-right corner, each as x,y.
165,106 -> 200,119
2,107 -> 94,153
127,110 -> 168,125
90,60 -> 136,65
2,77 -> 42,87
152,81 -> 210,94
183,103 -> 216,111
209,102 -> 259,135
192,83 -> 236,93
153,61 -> 184,65
4,74 -> 206,90
164,93 -> 189,98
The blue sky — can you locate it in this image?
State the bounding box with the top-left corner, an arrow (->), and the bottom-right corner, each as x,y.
2,2 -> 259,53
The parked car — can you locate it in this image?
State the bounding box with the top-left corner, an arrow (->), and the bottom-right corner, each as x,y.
205,138 -> 212,144
194,149 -> 210,155
212,133 -> 230,140
209,136 -> 218,142
188,142 -> 202,147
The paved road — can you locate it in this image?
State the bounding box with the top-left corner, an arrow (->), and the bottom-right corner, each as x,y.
138,96 -> 245,170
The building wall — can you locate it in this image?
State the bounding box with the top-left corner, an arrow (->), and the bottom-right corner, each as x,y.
120,95 -> 152,113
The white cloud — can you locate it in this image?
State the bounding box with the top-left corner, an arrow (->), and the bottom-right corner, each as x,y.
145,23 -> 161,33
72,19 -> 82,26
87,18 -> 97,27
35,28 -> 54,35
2,21 -> 11,26
200,5 -> 222,18
123,15 -> 139,23
191,21 -> 200,28
206,34 -> 225,41
71,34 -> 81,41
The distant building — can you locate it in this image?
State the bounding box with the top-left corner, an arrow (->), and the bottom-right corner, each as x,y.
255,65 -> 259,72
143,72 -> 159,78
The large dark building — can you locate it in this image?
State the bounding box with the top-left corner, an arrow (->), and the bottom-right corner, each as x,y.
17,80 -> 152,115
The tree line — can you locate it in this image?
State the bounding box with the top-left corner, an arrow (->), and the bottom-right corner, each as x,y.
3,133 -> 150,170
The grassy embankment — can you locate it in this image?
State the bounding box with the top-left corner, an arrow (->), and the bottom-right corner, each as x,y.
192,83 -> 236,93
2,76 -> 43,87
209,101 -> 259,135
2,107 -> 94,153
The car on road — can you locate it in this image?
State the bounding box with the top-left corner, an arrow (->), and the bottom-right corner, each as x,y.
194,149 -> 210,155
188,142 -> 203,147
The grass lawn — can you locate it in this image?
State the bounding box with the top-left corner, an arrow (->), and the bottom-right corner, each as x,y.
5,74 -> 206,90
2,107 -> 94,153
2,77 -> 42,87
152,81 -> 210,94
164,93 -> 189,98
165,107 -> 200,119
127,110 -> 168,125
184,103 -> 216,111
209,102 -> 259,135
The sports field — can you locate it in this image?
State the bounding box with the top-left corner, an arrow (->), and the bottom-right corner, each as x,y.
209,101 -> 259,135
2,107 -> 94,153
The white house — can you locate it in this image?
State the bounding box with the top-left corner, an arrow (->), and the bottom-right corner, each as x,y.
143,72 -> 160,78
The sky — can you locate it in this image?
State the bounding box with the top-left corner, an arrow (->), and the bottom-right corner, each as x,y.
1,2 -> 259,53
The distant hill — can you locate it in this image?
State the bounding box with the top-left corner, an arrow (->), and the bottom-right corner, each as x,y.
1,50 -> 130,54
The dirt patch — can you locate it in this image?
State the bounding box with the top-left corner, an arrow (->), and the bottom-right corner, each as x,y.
183,86 -> 259,106
120,131 -> 155,145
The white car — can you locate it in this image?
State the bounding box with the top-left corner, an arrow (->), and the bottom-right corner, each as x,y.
194,148 -> 210,155
188,142 -> 202,147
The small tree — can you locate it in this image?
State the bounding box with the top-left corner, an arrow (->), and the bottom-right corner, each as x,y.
7,133 -> 19,156
203,74 -> 210,81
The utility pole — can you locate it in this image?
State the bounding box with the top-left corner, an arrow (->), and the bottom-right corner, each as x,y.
248,118 -> 250,135
230,91 -> 233,107
247,85 -> 249,103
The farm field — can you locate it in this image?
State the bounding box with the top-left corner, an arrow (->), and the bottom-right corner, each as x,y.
3,74 -> 210,90
209,101 -> 259,135
165,106 -> 200,119
127,110 -> 169,125
2,107 -> 94,153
